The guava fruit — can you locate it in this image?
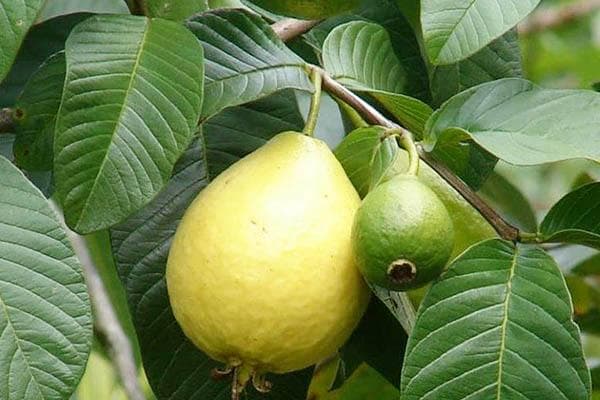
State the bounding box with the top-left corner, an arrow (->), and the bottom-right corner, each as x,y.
166,132 -> 370,394
352,174 -> 455,291
248,0 -> 362,19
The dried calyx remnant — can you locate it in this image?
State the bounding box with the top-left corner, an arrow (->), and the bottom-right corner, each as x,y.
387,259 -> 417,284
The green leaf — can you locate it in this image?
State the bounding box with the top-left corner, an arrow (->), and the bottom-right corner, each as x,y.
322,20 -> 432,135
479,171 -> 537,232
425,78 -> 600,165
186,9 -> 312,120
325,363 -> 400,400
145,0 -> 208,21
341,297 -> 408,387
539,182 -> 600,249
110,94 -> 310,399
0,155 -> 92,400
0,0 -> 45,82
54,15 -> 204,234
0,13 -> 89,107
401,239 -> 591,399
335,127 -> 496,259
13,51 -> 65,171
430,30 -> 523,107
421,0 -> 539,65
37,0 -> 127,22
323,21 -> 406,94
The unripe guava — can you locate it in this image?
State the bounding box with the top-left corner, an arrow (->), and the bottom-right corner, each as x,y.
166,132 -> 370,383
352,175 -> 455,291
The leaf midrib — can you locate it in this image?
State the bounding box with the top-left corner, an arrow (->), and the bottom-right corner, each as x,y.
76,18 -> 151,230
496,246 -> 518,399
431,0 -> 479,62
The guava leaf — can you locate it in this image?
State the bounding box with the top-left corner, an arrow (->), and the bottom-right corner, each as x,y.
322,21 -> 431,136
479,171 -> 538,232
0,13 -> 88,107
425,78 -> 600,165
0,0 -> 45,82
110,94 -> 311,399
186,9 -> 312,120
13,51 -> 65,171
539,182 -> 600,249
324,363 -> 400,400
430,29 -> 523,107
54,15 -> 204,234
0,156 -> 93,400
421,0 -> 539,65
401,239 -> 591,399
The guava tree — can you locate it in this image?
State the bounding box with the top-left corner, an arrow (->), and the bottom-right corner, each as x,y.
0,0 -> 599,399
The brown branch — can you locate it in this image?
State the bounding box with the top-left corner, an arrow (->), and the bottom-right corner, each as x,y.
64,228 -> 145,400
271,18 -> 320,42
313,67 -> 520,241
0,108 -> 15,134
518,0 -> 600,36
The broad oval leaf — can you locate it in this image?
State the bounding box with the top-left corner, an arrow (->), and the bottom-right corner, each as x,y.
430,29 -> 523,107
110,94 -> 312,399
321,21 -> 432,135
54,15 -> 204,234
0,156 -> 92,400
540,182 -> 600,249
0,0 -> 45,82
425,78 -> 600,165
186,9 -> 312,120
13,51 -> 65,171
421,0 -> 539,65
145,0 -> 207,21
401,239 -> 591,400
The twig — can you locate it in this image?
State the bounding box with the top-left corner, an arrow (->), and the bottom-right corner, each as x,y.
312,67 -> 520,241
0,108 -> 15,134
271,18 -> 320,42
64,228 -> 145,400
518,0 -> 600,35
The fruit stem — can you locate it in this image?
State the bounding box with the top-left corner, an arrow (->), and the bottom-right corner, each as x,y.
384,128 -> 419,176
231,365 -> 252,400
303,66 -> 323,137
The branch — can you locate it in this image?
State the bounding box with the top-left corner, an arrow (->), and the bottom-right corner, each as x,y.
271,18 -> 320,42
313,67 -> 520,241
0,108 -> 15,134
64,228 -> 145,400
518,0 -> 600,36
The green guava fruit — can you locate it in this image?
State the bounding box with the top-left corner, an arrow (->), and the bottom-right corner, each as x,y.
248,0 -> 362,19
352,174 -> 455,291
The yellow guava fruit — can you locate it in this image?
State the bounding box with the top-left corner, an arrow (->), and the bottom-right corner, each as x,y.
166,132 -> 370,389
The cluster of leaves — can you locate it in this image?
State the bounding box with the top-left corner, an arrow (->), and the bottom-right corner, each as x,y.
0,0 -> 599,399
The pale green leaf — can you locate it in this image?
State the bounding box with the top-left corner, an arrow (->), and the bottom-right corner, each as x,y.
425,78 -> 600,165
0,156 -> 92,400
401,239 -> 591,399
421,0 -> 539,64
54,15 -> 204,234
145,0 -> 208,21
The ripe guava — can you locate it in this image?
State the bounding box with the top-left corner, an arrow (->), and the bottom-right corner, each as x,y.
352,175 -> 455,291
166,132 -> 370,395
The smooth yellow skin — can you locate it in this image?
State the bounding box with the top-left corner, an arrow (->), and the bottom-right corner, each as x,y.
166,132 -> 370,374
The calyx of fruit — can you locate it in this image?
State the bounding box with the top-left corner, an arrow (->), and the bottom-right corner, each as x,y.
352,174 -> 455,291
166,132 -> 370,398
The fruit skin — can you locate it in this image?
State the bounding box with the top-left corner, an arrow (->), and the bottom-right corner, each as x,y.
352,175 -> 455,291
248,0 -> 362,19
166,132 -> 370,375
